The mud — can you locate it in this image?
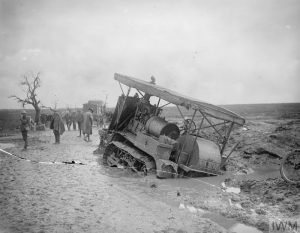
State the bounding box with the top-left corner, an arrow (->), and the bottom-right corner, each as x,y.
1,116 -> 299,233
219,118 -> 300,231
0,129 -> 227,233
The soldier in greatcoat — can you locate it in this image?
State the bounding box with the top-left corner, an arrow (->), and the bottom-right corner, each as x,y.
20,110 -> 30,149
76,109 -> 84,137
82,108 -> 93,142
50,109 -> 65,144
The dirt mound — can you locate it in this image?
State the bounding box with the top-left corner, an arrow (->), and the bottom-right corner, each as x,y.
240,178 -> 300,216
225,118 -> 300,175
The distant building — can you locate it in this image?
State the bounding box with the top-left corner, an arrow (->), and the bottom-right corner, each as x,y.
83,100 -> 104,114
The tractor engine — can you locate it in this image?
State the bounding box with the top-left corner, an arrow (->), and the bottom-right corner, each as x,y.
125,96 -> 179,141
145,116 -> 180,140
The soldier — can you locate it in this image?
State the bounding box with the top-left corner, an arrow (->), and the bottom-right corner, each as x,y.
76,109 -> 84,137
50,109 -> 65,144
82,108 -> 93,142
99,114 -> 104,128
71,111 -> 77,130
20,110 -> 30,149
63,110 -> 72,131
96,113 -> 104,128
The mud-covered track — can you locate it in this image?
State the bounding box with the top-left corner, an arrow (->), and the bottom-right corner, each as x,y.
103,141 -> 156,175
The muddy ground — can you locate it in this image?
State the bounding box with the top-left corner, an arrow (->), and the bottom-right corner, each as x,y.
0,116 -> 299,233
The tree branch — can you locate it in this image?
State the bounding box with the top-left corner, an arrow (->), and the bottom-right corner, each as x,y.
32,73 -> 40,92
9,95 -> 34,105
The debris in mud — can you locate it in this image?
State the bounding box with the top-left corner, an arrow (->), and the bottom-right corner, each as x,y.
230,194 -> 241,202
228,199 -> 243,209
269,134 -> 277,139
150,183 -> 157,188
255,208 -> 266,215
240,178 -> 300,215
255,147 -> 282,157
242,153 -> 251,159
227,118 -> 300,178
225,157 -> 252,174
240,200 -> 253,208
178,203 -> 200,214
254,220 -> 269,232
179,203 -> 185,210
62,160 -> 85,165
186,205 -> 197,213
222,178 -> 241,194
221,182 -> 241,194
275,124 -> 292,132
269,132 -> 300,148
243,146 -> 282,158
226,187 -> 241,194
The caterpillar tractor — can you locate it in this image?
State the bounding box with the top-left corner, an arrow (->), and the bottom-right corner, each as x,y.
100,73 -> 245,178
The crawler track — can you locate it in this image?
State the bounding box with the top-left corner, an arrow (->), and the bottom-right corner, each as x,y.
103,141 -> 156,175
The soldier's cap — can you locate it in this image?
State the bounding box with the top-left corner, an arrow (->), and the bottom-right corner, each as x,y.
88,108 -> 94,112
21,110 -> 26,114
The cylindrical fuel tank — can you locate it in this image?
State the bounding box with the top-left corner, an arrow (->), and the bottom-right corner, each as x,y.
176,135 -> 221,172
145,116 -> 180,140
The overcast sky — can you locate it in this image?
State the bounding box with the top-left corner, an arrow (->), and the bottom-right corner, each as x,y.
0,0 -> 299,109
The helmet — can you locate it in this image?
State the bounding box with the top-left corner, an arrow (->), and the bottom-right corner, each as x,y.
21,110 -> 26,114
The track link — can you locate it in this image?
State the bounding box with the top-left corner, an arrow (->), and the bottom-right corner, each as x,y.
103,141 -> 156,175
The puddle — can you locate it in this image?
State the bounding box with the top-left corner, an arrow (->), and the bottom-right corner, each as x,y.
203,212 -> 263,233
203,212 -> 238,229
232,166 -> 280,181
249,166 -> 280,179
229,223 -> 263,233
101,165 -> 265,233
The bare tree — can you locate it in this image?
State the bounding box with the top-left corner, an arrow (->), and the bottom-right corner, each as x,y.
10,72 -> 42,124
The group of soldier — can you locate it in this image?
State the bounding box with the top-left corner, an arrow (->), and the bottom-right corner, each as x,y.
20,107 -> 96,149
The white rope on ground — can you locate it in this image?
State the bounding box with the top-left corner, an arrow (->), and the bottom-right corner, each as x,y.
0,148 -> 84,165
